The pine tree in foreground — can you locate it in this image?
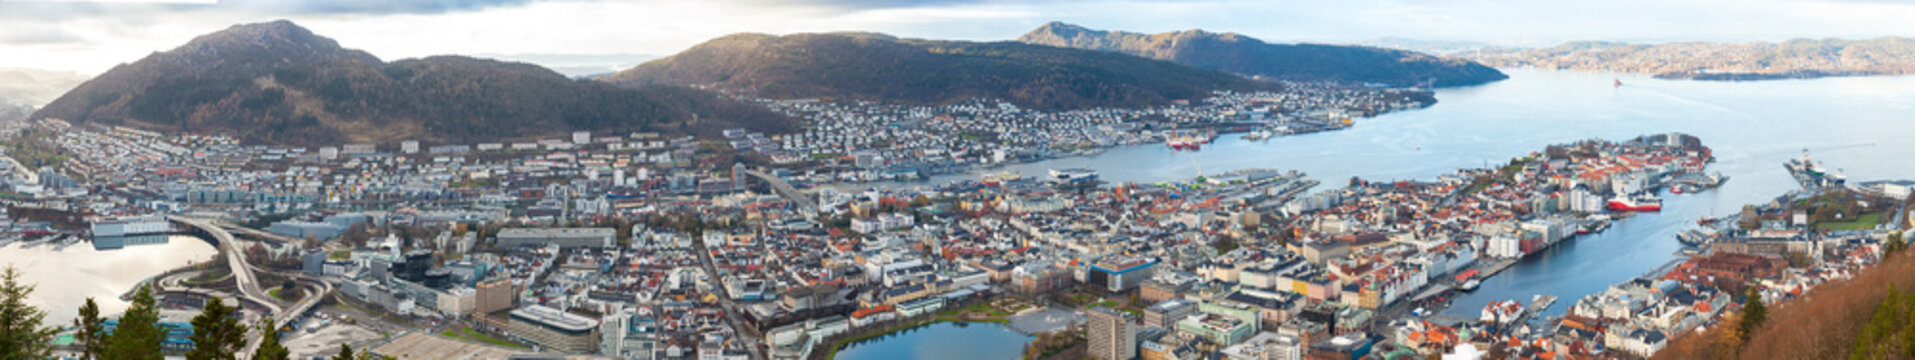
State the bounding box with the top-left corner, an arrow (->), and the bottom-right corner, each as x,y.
74,297 -> 108,360
187,297 -> 247,360
105,285 -> 166,360
253,318 -> 290,360
0,266 -> 58,358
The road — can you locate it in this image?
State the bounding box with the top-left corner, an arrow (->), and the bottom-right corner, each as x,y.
170,216 -> 283,315
691,235 -> 769,360
168,216 -> 332,356
740,168 -> 817,213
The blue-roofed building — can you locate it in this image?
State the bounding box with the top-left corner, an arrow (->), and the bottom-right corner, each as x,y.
104,319 -> 195,352
1089,256 -> 1159,293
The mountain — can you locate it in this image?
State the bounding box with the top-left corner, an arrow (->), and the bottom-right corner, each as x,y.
600,32 -> 1269,110
33,20 -> 791,146
0,68 -> 89,121
1016,22 -> 1507,87
1457,37 -> 1915,80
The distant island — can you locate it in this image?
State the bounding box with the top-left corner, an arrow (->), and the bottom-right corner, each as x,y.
1456,37 -> 1915,81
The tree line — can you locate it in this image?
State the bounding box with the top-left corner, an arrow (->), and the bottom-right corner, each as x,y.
0,266 -> 384,359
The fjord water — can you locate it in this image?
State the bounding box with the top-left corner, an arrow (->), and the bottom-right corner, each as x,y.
0,236 -> 217,324
931,69 -> 1915,319
833,322 -> 1033,360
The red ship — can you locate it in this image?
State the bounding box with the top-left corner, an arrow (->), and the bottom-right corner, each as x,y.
1608,195 -> 1663,212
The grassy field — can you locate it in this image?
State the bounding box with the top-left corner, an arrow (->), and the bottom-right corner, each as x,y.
441,327 -> 527,349
269,287 -> 297,301
1817,212 -> 1883,231
184,272 -> 232,285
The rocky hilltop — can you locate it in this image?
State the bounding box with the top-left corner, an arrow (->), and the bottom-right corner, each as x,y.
34,20 -> 792,146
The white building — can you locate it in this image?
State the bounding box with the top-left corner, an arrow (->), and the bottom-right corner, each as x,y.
1486,236 -> 1522,259
91,216 -> 171,237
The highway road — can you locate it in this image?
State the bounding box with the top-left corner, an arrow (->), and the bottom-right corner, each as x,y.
741,168 -> 817,214
169,216 -> 332,356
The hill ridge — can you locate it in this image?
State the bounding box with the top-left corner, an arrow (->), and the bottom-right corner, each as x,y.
33,20 -> 792,146
1016,22 -> 1507,87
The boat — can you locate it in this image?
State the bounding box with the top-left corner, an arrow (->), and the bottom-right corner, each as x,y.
1785,150 -> 1846,188
1241,130 -> 1271,141
1459,279 -> 1481,291
52,236 -> 83,251
1676,229 -> 1711,247
1049,168 -> 1099,184
1607,194 -> 1663,212
21,235 -> 57,249
981,171 -> 1024,185
1166,136 -> 1203,151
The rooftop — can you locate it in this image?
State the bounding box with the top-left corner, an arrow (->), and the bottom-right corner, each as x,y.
510,305 -> 601,332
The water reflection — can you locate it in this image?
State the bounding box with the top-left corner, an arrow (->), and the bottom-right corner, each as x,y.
0,235 -> 217,324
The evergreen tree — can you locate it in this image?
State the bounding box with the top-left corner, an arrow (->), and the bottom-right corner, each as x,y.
0,266 -> 58,358
1739,287 -> 1767,344
105,285 -> 165,360
74,297 -> 108,359
186,297 -> 246,360
252,318 -> 290,360
331,344 -> 353,360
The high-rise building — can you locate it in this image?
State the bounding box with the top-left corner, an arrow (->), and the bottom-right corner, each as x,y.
1089,307 -> 1137,360
476,277 -> 516,315
732,163 -> 747,192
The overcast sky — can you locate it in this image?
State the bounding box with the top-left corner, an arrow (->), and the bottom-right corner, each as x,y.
5,0 -> 1915,74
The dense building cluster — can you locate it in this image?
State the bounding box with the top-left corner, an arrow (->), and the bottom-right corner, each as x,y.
7,91 -> 1909,360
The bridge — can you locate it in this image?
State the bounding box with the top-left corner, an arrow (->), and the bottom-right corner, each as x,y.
168,216 -> 330,352
738,166 -> 818,213
221,224 -> 303,244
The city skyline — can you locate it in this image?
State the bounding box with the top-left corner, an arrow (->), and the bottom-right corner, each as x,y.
6,0 -> 1915,73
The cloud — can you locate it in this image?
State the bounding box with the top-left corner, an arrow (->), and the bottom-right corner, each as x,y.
218,0 -> 538,15
0,0 -> 539,19
0,26 -> 87,45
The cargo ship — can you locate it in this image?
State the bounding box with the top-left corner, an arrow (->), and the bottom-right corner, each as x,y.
1785,150 -> 1845,188
1166,134 -> 1208,151
1607,194 -> 1663,212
